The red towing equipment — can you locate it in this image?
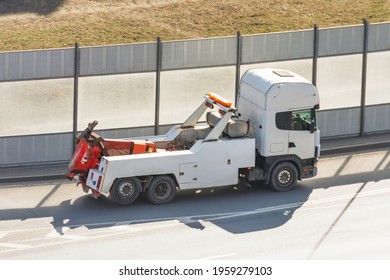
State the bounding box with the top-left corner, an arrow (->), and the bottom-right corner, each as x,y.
67,120 -> 156,198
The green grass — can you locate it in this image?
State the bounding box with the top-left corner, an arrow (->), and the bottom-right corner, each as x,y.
1,0 -> 390,51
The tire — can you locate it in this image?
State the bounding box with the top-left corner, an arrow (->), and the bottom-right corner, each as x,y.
269,162 -> 298,192
109,177 -> 141,205
146,175 -> 176,205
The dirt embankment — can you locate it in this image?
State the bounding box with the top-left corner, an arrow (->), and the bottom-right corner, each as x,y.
0,0 -> 389,51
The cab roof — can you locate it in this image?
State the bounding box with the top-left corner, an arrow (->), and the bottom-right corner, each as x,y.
241,68 -> 312,94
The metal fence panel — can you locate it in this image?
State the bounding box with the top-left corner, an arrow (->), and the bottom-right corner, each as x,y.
317,108 -> 361,138
241,30 -> 314,64
0,48 -> 75,81
80,43 -> 157,76
365,104 -> 390,133
161,37 -> 237,70
2,22 -> 390,167
0,127 -> 160,166
318,25 -> 364,56
0,133 -> 73,166
368,22 -> 390,52
96,126 -> 155,139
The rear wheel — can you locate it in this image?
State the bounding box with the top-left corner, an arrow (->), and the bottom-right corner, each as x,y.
110,177 -> 141,205
146,175 -> 176,205
269,162 -> 298,192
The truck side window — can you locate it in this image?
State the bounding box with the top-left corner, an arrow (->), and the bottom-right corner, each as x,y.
276,109 -> 312,131
275,111 -> 291,130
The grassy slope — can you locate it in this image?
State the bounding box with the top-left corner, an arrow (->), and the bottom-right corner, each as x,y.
0,0 -> 390,51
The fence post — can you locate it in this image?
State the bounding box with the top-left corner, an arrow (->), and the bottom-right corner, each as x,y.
235,31 -> 242,106
155,37 -> 162,135
360,19 -> 369,136
312,24 -> 319,86
72,42 -> 80,152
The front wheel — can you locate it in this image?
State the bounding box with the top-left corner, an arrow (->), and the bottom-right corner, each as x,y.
146,175 -> 176,205
110,177 -> 141,205
269,162 -> 298,192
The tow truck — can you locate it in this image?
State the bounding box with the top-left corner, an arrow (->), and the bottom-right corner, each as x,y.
67,68 -> 320,205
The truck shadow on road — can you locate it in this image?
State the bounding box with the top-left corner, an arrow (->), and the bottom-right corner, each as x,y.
58,152 -> 390,235
53,151 -> 390,236
1,161 -> 389,236
44,184 -> 313,235
43,164 -> 390,235
0,182 -> 312,235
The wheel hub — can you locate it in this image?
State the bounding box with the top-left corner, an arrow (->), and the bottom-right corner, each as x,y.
278,169 -> 291,185
119,182 -> 135,197
155,183 -> 169,198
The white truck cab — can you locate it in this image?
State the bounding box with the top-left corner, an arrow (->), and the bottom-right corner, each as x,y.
68,68 -> 320,205
238,68 -> 320,191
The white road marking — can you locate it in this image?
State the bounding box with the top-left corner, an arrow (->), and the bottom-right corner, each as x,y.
45,227 -> 86,240
58,235 -> 87,240
0,242 -> 31,249
46,227 -> 70,238
110,223 -> 145,232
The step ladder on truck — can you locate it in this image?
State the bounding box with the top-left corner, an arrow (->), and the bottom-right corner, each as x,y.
67,68 -> 321,205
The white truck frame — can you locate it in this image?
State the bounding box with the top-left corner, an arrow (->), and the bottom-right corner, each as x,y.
82,68 -> 320,205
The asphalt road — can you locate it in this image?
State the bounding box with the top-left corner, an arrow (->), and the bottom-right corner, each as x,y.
0,149 -> 389,260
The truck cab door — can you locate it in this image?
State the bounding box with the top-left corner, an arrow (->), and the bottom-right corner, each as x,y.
287,109 -> 317,159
